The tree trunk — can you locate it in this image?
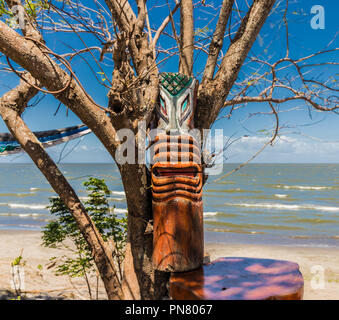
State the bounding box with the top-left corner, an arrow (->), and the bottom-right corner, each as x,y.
119,164 -> 169,299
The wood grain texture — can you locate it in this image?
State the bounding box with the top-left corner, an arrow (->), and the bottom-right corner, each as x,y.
170,257 -> 304,300
151,133 -> 203,272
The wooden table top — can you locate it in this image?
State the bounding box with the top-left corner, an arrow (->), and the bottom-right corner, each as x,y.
170,257 -> 304,300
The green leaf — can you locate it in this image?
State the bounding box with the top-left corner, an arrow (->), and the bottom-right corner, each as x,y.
12,256 -> 23,266
41,177 -> 127,281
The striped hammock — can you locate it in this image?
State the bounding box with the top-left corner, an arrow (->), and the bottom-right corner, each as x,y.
0,125 -> 91,155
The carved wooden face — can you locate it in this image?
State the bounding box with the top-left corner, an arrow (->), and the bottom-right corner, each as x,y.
156,72 -> 198,132
151,73 -> 204,272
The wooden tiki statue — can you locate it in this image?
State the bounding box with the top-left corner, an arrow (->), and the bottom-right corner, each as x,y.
151,72 -> 203,272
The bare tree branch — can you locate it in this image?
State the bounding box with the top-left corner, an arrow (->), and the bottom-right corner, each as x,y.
104,0 -> 136,32
202,0 -> 234,83
179,0 -> 194,75
213,100 -> 280,183
0,72 -> 40,115
197,0 -> 276,129
135,0 -> 146,35
223,95 -> 338,112
153,1 -> 180,49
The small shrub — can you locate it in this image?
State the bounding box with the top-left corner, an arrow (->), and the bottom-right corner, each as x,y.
10,250 -> 26,298
42,177 -> 127,299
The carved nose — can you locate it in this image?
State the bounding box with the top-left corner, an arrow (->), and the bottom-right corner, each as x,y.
165,111 -> 182,133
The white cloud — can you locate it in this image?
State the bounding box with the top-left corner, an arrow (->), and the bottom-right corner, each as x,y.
223,134 -> 339,163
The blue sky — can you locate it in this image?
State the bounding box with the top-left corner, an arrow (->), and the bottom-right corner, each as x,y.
0,0 -> 338,163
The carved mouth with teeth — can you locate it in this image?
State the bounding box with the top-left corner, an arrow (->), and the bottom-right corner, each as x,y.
153,166 -> 198,177
151,134 -> 202,202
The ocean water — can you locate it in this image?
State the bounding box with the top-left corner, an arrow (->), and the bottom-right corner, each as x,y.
0,163 -> 338,248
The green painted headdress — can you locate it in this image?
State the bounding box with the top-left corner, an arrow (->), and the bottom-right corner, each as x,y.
157,72 -> 198,131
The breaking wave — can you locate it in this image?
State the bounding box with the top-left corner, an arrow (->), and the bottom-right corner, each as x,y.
112,208 -> 127,214
0,203 -> 48,210
225,202 -> 339,212
111,191 -> 126,196
204,211 -> 220,216
274,185 -> 333,191
274,194 -> 288,198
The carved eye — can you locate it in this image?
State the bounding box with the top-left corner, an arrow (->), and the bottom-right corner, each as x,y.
160,96 -> 167,116
181,95 -> 189,114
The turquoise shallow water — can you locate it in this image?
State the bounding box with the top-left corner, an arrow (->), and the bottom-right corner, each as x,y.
0,163 -> 338,247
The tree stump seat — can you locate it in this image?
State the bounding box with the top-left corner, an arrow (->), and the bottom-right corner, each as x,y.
170,257 -> 304,300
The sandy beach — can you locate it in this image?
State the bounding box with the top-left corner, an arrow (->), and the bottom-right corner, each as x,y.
0,230 -> 338,300
0,230 -> 107,300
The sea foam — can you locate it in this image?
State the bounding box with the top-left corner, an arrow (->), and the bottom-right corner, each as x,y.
274,194 -> 288,198
111,191 -> 126,196
275,185 -> 332,190
225,202 -> 339,212
7,203 -> 47,210
204,211 -> 219,216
